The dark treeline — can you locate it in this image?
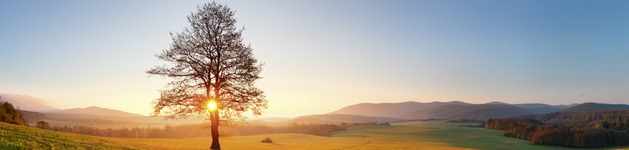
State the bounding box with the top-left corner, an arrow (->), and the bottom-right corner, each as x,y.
227,122 -> 389,136
44,122 -> 388,138
485,111 -> 629,148
517,110 -> 629,125
484,118 -> 543,139
224,123 -> 344,136
530,124 -> 629,148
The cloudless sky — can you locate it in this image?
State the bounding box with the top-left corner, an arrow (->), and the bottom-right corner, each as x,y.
2,0 -> 629,118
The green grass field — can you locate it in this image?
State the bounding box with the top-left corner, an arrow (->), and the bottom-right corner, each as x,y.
2,121 -> 628,149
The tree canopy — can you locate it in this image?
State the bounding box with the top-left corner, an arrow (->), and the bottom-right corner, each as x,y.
147,2 -> 267,149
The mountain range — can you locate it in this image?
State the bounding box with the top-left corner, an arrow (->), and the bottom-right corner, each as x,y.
328,101 -> 575,119
44,106 -> 142,117
5,93 -> 629,126
0,94 -> 58,111
400,103 -> 532,121
0,93 -> 141,117
294,101 -> 625,123
328,101 -> 468,118
1,93 -> 203,128
291,114 -> 402,124
559,102 -> 629,112
20,108 -> 203,128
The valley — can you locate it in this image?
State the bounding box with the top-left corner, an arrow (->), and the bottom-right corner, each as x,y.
6,120 -> 626,150
6,94 -> 629,149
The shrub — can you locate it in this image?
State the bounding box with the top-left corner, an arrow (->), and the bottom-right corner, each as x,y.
261,137 -> 273,143
36,121 -> 50,129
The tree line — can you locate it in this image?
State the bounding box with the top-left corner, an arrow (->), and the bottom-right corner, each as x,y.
39,122 -> 365,138
484,110 -> 629,148
525,110 -> 629,125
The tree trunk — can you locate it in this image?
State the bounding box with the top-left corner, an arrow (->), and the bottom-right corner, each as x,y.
211,48 -> 222,149
210,87 -> 221,149
210,110 -> 220,149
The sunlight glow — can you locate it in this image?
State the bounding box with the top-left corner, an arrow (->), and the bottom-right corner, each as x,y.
208,100 -> 217,112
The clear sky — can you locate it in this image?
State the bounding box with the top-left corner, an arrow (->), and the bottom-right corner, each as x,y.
2,0 -> 629,118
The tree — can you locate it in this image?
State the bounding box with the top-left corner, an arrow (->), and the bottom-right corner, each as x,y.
0,96 -> 26,125
36,121 -> 50,129
147,2 -> 267,149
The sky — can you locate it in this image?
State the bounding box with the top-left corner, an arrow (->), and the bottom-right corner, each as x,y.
1,0 -> 629,118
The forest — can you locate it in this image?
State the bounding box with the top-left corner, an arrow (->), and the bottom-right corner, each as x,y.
484,110 -> 629,148
521,110 -> 629,124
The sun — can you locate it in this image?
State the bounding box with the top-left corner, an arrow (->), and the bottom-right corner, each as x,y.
207,100 -> 218,111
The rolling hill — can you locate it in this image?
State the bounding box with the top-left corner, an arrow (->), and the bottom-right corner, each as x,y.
401,104 -> 533,120
0,93 -> 58,111
514,103 -> 629,124
329,101 -> 469,118
45,106 -> 143,117
20,112 -> 204,128
513,103 -> 566,114
0,93 -> 144,117
559,102 -> 629,112
291,114 -> 402,124
18,106 -> 203,128
20,110 -> 48,123
527,110 -> 629,124
328,101 -> 582,121
322,100 -> 629,123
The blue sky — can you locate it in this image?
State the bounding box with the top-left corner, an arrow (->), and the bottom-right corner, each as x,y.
1,0 -> 629,117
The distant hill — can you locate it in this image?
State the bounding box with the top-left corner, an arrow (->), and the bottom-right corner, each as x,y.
559,102 -> 629,113
0,94 -> 145,117
485,101 -> 510,105
513,103 -> 565,114
291,114 -> 402,124
399,104 -> 468,120
401,104 -> 533,121
18,106 -> 205,128
19,110 -> 48,124
0,94 -> 58,111
328,101 -> 576,121
19,110 -> 204,128
329,101 -> 469,118
510,102 -> 629,124
246,117 -> 292,125
46,106 -> 142,117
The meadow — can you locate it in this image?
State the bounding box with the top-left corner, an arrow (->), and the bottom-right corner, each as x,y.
2,121 -> 628,149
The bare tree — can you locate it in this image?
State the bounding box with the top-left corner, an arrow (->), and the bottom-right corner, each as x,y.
147,2 -> 267,149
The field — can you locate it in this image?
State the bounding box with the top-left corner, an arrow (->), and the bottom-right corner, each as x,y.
2,121 -> 628,150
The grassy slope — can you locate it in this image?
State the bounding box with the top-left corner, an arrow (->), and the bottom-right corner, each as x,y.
2,121 -> 629,150
0,122 -> 150,149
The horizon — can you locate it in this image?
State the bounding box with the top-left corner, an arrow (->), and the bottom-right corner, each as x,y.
3,0 -> 629,118
0,93 -> 622,118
